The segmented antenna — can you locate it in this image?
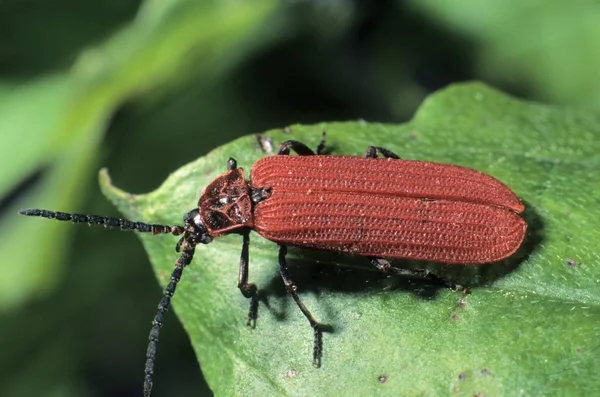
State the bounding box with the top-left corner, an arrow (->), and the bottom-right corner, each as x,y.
18,209 -> 184,236
143,234 -> 197,397
20,207 -> 195,397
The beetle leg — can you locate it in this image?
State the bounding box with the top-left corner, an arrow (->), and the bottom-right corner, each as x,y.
364,146 -> 401,159
255,133 -> 274,154
278,132 -> 327,156
237,231 -> 258,326
369,257 -> 391,272
227,157 -> 238,171
370,259 -> 461,290
278,140 -> 316,156
315,131 -> 327,155
278,245 -> 323,367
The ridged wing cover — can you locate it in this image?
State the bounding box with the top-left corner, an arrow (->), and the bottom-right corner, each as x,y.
250,155 -> 526,264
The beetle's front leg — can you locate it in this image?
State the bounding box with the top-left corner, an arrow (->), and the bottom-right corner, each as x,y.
237,231 -> 258,326
227,157 -> 238,171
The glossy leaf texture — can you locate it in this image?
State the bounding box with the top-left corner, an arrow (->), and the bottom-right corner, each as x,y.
103,83 -> 600,396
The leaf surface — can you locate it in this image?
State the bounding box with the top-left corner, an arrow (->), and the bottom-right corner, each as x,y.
103,83 -> 600,396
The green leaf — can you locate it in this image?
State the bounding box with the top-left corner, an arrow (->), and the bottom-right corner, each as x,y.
102,83 -> 600,396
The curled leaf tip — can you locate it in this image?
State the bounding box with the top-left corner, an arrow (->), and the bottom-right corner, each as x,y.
99,168 -> 128,200
98,168 -> 112,186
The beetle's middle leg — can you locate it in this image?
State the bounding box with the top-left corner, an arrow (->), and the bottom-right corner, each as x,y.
278,132 -> 327,156
364,146 -> 400,159
278,140 -> 315,156
278,245 -> 323,367
238,231 -> 258,326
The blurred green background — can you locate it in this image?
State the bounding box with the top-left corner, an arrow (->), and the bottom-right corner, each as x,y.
1,1 -> 598,396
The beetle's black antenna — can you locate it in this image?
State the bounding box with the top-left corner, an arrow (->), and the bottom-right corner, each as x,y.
18,209 -> 185,236
144,233 -> 197,397
21,208 -> 208,397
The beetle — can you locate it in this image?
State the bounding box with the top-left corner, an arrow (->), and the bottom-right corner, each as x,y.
19,137 -> 527,397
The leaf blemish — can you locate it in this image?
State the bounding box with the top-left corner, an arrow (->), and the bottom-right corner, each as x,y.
284,369 -> 298,379
478,368 -> 491,377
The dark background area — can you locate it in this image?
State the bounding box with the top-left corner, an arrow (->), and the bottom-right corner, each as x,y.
1,1 -> 598,396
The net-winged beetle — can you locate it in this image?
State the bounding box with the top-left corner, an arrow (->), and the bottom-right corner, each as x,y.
20,136 -> 526,396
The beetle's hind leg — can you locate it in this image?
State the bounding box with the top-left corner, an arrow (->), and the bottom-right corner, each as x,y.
278,245 -> 323,367
369,257 -> 444,281
369,257 -> 463,291
370,256 -> 434,278
364,146 -> 400,159
237,231 -> 259,326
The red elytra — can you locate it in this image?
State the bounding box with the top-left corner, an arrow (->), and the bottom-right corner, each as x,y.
199,155 -> 526,264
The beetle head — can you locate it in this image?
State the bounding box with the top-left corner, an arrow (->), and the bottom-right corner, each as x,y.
182,208 -> 213,244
